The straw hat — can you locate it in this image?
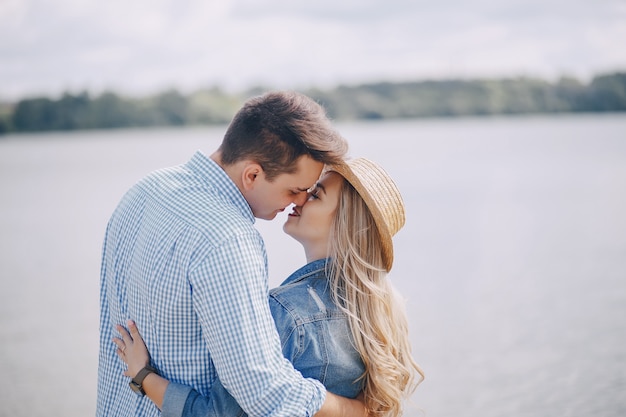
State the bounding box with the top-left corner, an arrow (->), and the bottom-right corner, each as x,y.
327,157 -> 406,271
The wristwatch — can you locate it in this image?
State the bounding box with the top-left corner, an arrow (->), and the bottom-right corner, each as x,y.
129,364 -> 158,396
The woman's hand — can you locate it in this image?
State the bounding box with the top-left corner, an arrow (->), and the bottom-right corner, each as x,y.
113,320 -> 151,378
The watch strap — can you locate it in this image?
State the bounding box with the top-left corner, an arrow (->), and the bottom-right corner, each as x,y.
129,364 -> 158,395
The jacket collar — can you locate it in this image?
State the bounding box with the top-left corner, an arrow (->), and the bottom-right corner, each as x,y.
280,258 -> 330,286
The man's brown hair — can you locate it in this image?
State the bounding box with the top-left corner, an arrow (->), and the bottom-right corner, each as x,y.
219,91 -> 348,180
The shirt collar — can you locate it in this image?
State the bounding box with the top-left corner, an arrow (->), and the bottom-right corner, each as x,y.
280,258 -> 330,286
185,150 -> 255,224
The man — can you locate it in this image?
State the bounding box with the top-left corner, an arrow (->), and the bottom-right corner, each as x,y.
97,91 -> 364,416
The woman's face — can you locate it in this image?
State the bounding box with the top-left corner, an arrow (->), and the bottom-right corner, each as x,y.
283,171 -> 343,255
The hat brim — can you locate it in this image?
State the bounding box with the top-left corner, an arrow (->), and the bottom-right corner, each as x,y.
327,159 -> 404,271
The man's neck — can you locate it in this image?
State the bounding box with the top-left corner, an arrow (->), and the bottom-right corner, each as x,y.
209,150 -> 224,169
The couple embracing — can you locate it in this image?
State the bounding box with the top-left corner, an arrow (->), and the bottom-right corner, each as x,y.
97,91 -> 423,417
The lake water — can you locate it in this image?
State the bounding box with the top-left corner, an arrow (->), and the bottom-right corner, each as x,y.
1,114 -> 625,417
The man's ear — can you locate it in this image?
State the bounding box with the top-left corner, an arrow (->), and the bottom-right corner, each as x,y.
241,163 -> 263,191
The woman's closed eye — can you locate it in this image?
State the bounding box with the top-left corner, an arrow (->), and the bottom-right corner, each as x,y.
306,182 -> 325,202
307,191 -> 320,201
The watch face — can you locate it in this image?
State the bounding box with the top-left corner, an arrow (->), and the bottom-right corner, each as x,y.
129,381 -> 145,395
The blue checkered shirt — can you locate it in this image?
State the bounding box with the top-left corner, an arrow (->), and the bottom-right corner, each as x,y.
97,151 -> 326,417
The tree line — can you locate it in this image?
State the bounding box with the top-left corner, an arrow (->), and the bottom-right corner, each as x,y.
1,72 -> 625,134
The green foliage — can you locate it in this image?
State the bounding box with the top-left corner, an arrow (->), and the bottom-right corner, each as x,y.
306,74 -> 626,120
0,101 -> 13,133
2,72 -> 625,134
587,73 -> 626,111
187,88 -> 242,125
3,88 -> 244,134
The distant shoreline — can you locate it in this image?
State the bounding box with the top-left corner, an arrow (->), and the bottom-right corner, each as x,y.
1,72 -> 625,135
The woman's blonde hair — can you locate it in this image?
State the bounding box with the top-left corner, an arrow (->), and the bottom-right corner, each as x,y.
327,179 -> 424,417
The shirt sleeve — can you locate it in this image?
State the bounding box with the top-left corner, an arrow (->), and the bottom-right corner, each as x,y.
188,233 -> 326,416
162,378 -> 245,417
161,289 -> 327,417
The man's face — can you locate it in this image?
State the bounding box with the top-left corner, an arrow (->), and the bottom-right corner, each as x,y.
245,155 -> 324,220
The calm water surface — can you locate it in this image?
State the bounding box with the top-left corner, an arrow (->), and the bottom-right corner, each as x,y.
1,114 -> 625,416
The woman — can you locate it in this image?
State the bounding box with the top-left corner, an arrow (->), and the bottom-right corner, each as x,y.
115,157 -> 424,417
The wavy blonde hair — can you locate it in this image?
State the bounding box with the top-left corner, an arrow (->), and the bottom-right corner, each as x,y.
327,179 -> 424,417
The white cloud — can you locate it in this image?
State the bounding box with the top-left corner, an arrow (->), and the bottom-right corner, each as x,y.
0,0 -> 624,100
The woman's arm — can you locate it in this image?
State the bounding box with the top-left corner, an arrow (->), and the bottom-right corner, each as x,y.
113,321 -> 169,409
316,392 -> 367,417
114,321 -> 245,417
114,321 -> 368,417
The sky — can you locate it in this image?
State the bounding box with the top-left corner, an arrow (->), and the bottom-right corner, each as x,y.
1,0 -> 625,100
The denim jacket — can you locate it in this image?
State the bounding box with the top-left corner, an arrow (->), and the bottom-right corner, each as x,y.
162,259 -> 365,417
